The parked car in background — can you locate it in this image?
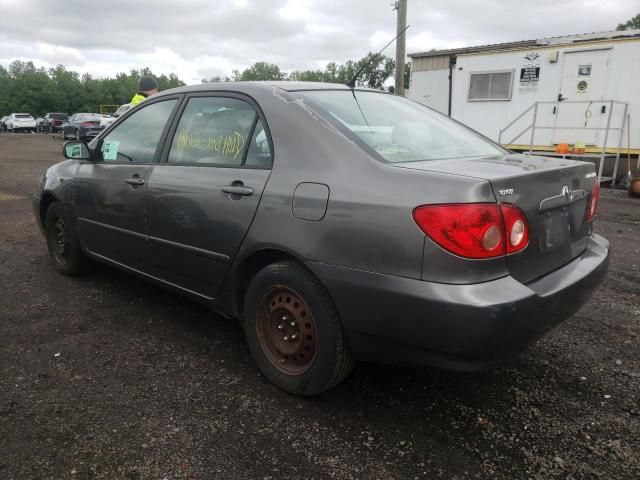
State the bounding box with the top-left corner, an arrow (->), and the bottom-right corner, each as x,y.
37,113 -> 69,133
61,113 -> 103,140
6,113 -> 36,132
100,104 -> 131,128
0,115 -> 9,131
34,82 -> 609,395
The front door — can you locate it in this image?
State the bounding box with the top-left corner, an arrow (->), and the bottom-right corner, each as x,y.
145,94 -> 273,299
74,98 -> 179,271
554,48 -> 610,145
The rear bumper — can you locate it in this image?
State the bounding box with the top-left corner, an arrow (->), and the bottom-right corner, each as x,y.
80,127 -> 103,138
307,234 -> 609,371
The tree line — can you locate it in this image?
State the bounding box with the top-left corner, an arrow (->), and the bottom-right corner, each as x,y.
0,53 -> 409,117
206,53 -> 410,93
0,62 -> 184,117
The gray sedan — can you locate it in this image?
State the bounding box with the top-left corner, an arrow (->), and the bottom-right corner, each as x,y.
33,82 -> 609,395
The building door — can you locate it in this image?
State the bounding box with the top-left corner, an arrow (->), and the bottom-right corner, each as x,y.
553,48 -> 610,145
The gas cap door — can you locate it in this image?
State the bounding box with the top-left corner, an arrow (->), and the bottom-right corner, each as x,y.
292,182 -> 329,221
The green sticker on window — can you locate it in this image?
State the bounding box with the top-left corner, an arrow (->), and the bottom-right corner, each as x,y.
70,145 -> 82,158
103,140 -> 120,160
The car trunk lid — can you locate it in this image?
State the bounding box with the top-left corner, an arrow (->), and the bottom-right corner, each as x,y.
394,154 -> 597,283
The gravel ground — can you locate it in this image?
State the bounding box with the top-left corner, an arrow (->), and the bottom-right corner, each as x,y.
1,133 -> 639,480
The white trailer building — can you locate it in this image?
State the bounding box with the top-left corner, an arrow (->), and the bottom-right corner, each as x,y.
408,30 -> 640,181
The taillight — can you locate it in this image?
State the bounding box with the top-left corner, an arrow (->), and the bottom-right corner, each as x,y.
500,204 -> 530,253
413,203 -> 529,259
585,181 -> 600,222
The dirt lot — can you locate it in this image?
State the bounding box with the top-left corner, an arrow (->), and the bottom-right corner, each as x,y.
0,133 -> 639,480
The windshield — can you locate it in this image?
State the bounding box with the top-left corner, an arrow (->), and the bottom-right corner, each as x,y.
297,90 -> 505,163
114,105 -> 131,116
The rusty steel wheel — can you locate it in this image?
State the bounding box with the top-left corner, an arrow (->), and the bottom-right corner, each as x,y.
51,217 -> 69,265
244,261 -> 354,395
256,286 -> 318,375
45,202 -> 90,276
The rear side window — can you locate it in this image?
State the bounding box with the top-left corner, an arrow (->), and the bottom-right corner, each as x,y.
99,99 -> 177,163
167,96 -> 267,167
244,119 -> 272,167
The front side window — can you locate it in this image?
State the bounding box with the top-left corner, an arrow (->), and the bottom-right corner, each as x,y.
297,90 -> 505,163
99,99 -> 177,163
468,71 -> 513,101
167,97 -> 259,166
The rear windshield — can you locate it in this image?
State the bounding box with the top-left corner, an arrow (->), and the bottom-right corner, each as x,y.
297,90 -> 505,163
77,114 -> 102,121
15,114 -> 32,118
50,113 -> 67,119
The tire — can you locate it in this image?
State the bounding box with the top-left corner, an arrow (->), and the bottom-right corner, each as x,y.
243,261 -> 354,396
75,129 -> 81,142
44,202 -> 90,276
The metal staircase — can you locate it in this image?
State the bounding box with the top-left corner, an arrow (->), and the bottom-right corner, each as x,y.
497,100 -> 629,184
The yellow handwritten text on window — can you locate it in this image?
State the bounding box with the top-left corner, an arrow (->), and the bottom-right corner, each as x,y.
176,129 -> 246,161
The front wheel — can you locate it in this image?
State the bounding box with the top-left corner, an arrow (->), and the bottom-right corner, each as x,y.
243,261 -> 354,396
45,202 -> 90,276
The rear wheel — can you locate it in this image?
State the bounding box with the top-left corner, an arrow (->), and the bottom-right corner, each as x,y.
45,202 -> 90,276
243,261 -> 354,395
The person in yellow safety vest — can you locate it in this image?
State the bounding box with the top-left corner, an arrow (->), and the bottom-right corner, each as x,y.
130,75 -> 159,106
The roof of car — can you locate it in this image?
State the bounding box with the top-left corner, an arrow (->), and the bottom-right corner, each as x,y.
158,81 -> 381,97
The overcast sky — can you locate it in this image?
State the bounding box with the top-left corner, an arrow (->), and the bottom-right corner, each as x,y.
0,0 -> 637,84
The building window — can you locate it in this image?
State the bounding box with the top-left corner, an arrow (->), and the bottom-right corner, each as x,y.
468,71 -> 513,101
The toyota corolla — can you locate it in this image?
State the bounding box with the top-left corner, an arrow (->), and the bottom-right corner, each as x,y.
33,82 -> 609,395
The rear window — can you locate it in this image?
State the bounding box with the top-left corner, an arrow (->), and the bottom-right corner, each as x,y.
50,113 -> 67,120
297,90 -> 504,163
15,114 -> 32,118
77,114 -> 102,122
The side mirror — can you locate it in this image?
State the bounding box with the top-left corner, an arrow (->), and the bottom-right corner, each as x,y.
63,141 -> 91,160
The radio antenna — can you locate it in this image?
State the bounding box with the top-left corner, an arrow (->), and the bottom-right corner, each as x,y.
347,24 -> 410,89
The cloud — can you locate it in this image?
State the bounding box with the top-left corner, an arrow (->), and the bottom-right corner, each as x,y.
0,0 -> 637,84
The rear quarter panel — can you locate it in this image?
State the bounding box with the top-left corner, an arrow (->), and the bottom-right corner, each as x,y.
233,88 -> 501,282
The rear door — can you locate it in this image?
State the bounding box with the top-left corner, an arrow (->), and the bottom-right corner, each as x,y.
74,97 -> 180,271
145,93 -> 273,298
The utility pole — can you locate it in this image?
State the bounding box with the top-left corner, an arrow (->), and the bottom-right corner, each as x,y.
393,0 -> 407,96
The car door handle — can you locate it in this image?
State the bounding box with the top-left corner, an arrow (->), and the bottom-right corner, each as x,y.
222,184 -> 253,196
124,177 -> 145,186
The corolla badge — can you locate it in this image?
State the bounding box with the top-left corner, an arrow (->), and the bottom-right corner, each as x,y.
562,185 -> 573,201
